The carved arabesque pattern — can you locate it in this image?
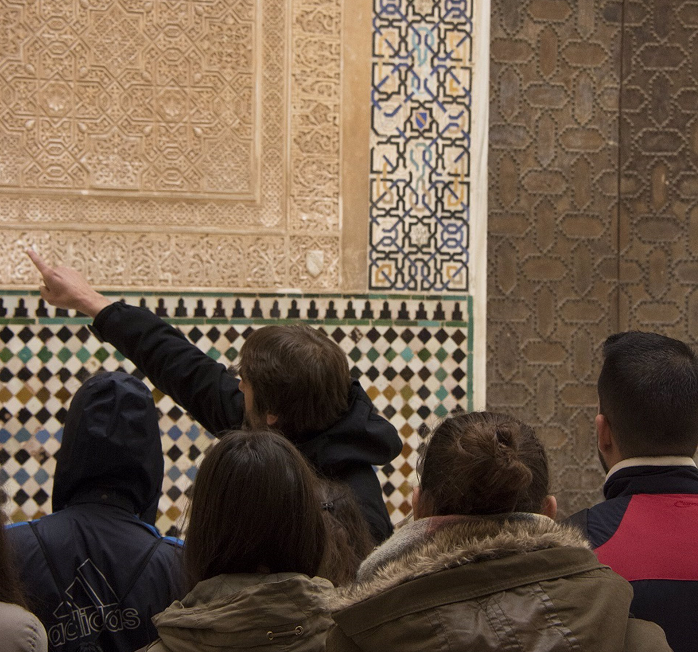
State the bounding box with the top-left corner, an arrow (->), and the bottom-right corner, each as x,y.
0,0 -> 346,291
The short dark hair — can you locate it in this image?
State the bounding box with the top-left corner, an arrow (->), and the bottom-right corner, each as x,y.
598,331 -> 698,457
419,412 -> 550,516
238,325 -> 351,441
184,430 -> 327,589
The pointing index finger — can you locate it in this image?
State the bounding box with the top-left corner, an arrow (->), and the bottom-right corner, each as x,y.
27,249 -> 51,276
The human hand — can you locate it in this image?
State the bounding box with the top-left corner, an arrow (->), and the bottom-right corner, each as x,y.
26,249 -> 113,318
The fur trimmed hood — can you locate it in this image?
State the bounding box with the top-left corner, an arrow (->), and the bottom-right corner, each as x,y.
332,513 -> 589,610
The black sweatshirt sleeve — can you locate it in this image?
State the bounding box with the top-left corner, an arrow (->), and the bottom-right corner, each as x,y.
91,302 -> 244,436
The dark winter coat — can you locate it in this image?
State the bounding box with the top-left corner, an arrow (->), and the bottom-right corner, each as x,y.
567,462 -> 698,652
7,372 -> 184,652
90,301 -> 402,542
327,514 -> 671,652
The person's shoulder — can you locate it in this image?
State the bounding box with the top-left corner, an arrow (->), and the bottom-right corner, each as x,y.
0,602 -> 47,652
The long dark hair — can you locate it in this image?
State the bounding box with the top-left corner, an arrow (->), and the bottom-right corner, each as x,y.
0,488 -> 28,607
184,430 -> 327,589
317,479 -> 375,586
419,412 -> 550,516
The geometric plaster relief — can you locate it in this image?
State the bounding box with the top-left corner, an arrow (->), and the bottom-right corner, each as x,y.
0,0 -> 356,291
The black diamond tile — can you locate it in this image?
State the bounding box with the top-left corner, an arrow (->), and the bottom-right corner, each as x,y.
14,449 -> 29,464
453,349 -> 466,364
167,445 -> 183,462
17,367 -> 32,382
0,450 -> 9,465
17,408 -> 31,425
417,328 -> 431,344
417,405 -> 431,419
207,327 -> 221,343
349,366 -> 362,380
383,405 -> 397,419
0,409 -> 10,425
0,368 -> 12,383
417,386 -> 430,400
56,407 -> 68,424
33,489 -> 49,505
18,327 -> 34,344
37,327 -> 53,342
14,489 -> 29,506
167,486 -> 182,501
75,327 -> 91,343
384,367 -> 397,381
399,367 -> 414,382
37,368 -> 52,383
188,327 -> 203,343
418,367 -> 431,381
331,328 -> 345,343
188,445 -> 201,461
400,329 -> 415,343
75,368 -> 90,383
452,330 -> 466,346
453,385 -> 466,400
453,368 -> 466,382
365,366 -> 380,381
366,328 -> 380,343
384,327 -> 398,343
56,327 -> 73,343
382,481 -> 395,497
0,327 -> 13,343
435,329 -> 448,344
224,327 -> 239,342
168,406 -> 183,421
36,408 -> 51,424
57,368 -> 72,383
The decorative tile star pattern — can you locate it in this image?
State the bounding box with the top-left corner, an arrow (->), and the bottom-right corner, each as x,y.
0,293 -> 472,535
369,0 -> 475,291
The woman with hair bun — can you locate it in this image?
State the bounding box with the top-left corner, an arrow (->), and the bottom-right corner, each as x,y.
327,412 -> 671,652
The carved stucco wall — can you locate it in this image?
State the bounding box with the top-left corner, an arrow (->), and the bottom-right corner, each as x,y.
488,0 -> 698,517
0,0 -> 359,291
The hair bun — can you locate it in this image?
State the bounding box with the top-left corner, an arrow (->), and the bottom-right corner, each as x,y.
419,412 -> 547,517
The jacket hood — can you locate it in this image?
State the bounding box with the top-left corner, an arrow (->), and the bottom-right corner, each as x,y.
52,371 -> 163,521
152,573 -> 334,652
331,514 -> 590,610
298,380 -> 402,469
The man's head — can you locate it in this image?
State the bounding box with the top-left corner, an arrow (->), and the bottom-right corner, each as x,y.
236,325 -> 351,442
597,331 -> 698,465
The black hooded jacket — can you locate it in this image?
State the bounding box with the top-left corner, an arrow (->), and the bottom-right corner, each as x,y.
90,301 -> 403,542
7,372 -> 183,652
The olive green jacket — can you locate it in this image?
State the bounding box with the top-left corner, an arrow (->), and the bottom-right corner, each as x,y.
327,515 -> 671,652
144,572 -> 334,652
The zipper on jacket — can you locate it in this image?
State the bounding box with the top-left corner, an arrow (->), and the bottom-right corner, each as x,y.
267,625 -> 304,641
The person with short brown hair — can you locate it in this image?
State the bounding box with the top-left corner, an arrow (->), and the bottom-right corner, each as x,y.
27,251 -> 402,542
327,412 -> 671,652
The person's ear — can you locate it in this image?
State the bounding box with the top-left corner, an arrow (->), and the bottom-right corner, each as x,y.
266,413 -> 279,426
596,413 -> 613,456
541,495 -> 557,520
411,486 -> 422,519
